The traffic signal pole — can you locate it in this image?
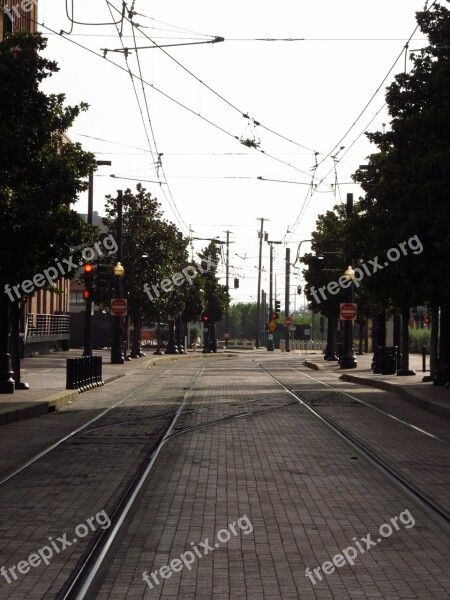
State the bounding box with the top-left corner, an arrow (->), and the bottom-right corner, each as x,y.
84,160 -> 111,357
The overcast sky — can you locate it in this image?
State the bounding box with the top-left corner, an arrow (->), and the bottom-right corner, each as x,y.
37,0 -> 429,306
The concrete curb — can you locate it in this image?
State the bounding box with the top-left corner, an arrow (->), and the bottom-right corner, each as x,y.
339,373 -> 450,419
304,360 -> 322,371
0,353 -> 237,427
142,352 -> 236,368
0,390 -> 78,426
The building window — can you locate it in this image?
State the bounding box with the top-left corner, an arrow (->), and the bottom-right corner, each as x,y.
70,291 -> 85,305
3,11 -> 13,37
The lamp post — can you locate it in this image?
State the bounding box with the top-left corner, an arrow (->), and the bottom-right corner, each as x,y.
111,261 -> 125,364
340,265 -> 357,369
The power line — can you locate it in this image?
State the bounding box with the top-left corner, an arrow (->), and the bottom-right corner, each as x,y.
104,1 -> 324,158
317,0 -> 438,169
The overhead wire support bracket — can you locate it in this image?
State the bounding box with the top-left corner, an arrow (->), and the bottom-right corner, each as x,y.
101,36 -> 224,55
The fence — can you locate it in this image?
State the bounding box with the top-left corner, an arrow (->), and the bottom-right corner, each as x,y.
26,313 -> 70,337
279,340 -> 326,352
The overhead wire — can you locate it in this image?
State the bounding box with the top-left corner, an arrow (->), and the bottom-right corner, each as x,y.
103,2 -> 188,232
316,0 -> 437,170
104,1 -> 324,158
128,9 -> 189,231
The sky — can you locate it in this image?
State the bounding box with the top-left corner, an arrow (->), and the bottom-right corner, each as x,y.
36,0 -> 430,307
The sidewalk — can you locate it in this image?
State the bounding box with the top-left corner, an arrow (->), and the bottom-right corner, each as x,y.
0,348 -> 233,426
301,351 -> 450,419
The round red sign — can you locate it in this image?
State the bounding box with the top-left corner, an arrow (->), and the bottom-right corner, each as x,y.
340,303 -> 357,320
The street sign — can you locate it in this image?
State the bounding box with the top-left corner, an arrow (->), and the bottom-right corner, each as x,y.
340,302 -> 357,320
268,320 -> 277,332
284,317 -> 293,328
111,298 -> 127,316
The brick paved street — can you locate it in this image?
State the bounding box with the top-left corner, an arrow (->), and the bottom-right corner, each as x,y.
0,353 -> 448,599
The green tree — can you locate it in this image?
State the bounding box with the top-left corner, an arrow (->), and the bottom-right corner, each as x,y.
0,32 -> 96,390
352,2 -> 450,376
102,185 -> 188,353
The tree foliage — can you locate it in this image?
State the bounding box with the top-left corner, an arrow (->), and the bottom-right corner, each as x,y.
0,32 -> 96,288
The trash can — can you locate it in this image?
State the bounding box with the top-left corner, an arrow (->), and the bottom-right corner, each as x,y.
380,346 -> 397,375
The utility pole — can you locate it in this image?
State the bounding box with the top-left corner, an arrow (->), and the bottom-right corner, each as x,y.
285,247 -> 291,352
224,230 -> 231,348
255,218 -> 266,348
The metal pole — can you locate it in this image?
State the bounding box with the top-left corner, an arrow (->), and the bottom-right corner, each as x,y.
111,190 -> 124,364
285,247 -> 291,352
84,161 -> 111,358
267,243 -> 274,351
255,218 -> 266,348
225,230 -> 230,347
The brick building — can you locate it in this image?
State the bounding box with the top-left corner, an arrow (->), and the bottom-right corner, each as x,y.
0,0 -> 38,39
1,1 -> 72,355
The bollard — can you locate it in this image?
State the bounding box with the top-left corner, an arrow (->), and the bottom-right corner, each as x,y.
66,358 -> 75,389
422,345 -> 426,372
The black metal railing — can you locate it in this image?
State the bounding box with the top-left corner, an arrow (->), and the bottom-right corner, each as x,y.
66,356 -> 104,392
27,314 -> 70,336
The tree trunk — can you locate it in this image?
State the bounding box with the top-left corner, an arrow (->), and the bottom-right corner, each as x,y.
0,293 -> 15,393
434,302 -> 450,385
397,305 -> 416,376
429,303 -> 439,377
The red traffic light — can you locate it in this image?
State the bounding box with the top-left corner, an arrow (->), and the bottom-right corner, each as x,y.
83,263 -> 93,273
424,317 -> 430,324
201,313 -> 209,322
83,289 -> 91,300
272,312 -> 278,320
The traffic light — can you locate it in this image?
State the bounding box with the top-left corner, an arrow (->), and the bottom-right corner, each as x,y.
201,313 -> 209,323
83,263 -> 94,299
96,264 -> 109,289
297,286 -> 302,295
234,278 -> 239,289
272,312 -> 278,320
273,299 -> 280,319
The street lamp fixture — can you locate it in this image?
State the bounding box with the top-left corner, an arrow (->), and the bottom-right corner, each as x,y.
111,261 -> 125,365
344,266 -> 354,280
114,262 -> 125,277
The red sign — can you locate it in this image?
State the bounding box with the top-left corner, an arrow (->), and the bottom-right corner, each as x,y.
284,317 -> 294,327
111,298 -> 127,316
340,303 -> 357,320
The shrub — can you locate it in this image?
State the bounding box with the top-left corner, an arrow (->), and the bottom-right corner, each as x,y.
408,328 -> 431,353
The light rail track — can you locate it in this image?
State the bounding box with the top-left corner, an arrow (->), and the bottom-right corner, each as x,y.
259,360 -> 450,530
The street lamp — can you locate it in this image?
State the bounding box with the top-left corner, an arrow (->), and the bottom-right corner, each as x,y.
340,265 -> 357,369
111,261 -> 125,364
